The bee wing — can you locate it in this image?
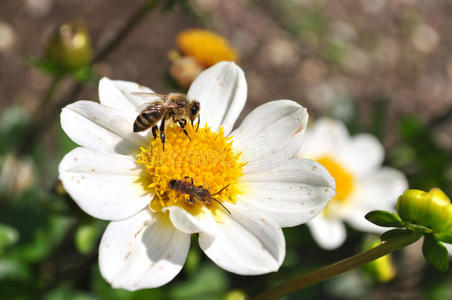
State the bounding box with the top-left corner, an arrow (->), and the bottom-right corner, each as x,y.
131,92 -> 168,100
132,92 -> 167,112
134,101 -> 164,113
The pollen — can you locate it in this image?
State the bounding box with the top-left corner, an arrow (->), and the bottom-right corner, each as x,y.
316,156 -> 355,215
136,124 -> 246,216
176,29 -> 239,67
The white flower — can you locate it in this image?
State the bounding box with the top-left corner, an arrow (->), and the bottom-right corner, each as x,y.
298,118 -> 408,250
58,62 -> 335,290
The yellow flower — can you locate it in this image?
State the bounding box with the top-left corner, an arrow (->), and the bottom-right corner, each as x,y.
298,118 -> 408,249
176,29 -> 238,67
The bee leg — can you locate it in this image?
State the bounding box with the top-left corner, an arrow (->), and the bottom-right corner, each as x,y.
160,114 -> 166,151
177,119 -> 191,141
196,115 -> 200,132
187,195 -> 194,204
151,126 -> 158,140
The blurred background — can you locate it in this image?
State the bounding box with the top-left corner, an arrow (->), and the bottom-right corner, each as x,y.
1,0 -> 452,299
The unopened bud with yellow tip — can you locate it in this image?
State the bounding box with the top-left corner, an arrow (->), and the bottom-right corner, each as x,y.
366,188 -> 452,272
176,29 -> 238,67
169,29 -> 239,89
362,237 -> 396,282
397,188 -> 452,234
45,21 -> 92,72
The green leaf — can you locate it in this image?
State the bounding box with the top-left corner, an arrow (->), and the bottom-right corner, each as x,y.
422,234 -> 449,272
0,224 -> 19,253
25,56 -> 64,75
72,65 -> 98,84
365,210 -> 404,227
405,223 -> 433,234
435,232 -> 452,244
169,264 -> 228,300
380,229 -> 421,243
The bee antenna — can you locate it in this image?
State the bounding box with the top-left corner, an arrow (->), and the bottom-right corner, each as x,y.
213,198 -> 231,215
212,184 -> 230,196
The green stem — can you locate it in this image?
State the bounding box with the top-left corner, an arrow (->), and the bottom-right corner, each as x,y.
92,0 -> 160,63
252,232 -> 422,300
34,75 -> 64,118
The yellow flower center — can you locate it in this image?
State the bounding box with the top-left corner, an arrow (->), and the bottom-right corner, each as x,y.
176,29 -> 239,67
316,156 -> 355,216
136,124 -> 246,217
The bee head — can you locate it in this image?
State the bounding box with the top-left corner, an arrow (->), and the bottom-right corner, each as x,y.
168,180 -> 177,189
189,101 -> 200,122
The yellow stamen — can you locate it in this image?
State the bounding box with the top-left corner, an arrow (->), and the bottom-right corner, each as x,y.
316,156 -> 354,216
176,29 -> 239,67
136,124 -> 245,217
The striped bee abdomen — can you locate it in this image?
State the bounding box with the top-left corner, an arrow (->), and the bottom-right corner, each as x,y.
133,104 -> 164,132
168,180 -> 193,194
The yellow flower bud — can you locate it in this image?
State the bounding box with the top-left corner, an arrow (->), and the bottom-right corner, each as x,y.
176,29 -> 238,67
169,56 -> 203,89
45,21 -> 92,72
396,188 -> 452,234
362,238 -> 396,282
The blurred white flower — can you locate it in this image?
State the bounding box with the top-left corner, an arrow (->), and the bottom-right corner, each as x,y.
58,62 -> 335,290
298,118 -> 408,249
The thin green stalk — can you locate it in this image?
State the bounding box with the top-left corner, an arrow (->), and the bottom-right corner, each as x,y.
252,232 -> 422,300
34,75 -> 64,119
92,0 -> 160,63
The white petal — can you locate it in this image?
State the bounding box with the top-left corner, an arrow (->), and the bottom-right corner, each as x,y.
446,244 -> 452,256
162,205 -> 219,236
298,118 -> 349,158
60,101 -> 147,155
231,100 -> 308,173
239,159 -> 335,227
308,216 -> 346,250
98,78 -> 154,123
187,62 -> 247,135
99,210 -> 190,291
59,147 -> 150,221
199,202 -> 285,275
339,134 -> 384,176
344,167 -> 408,232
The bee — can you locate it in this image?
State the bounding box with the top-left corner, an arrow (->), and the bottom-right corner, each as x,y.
132,92 -> 201,150
168,177 -> 231,215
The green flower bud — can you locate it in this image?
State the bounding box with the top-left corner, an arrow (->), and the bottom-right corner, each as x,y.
362,237 -> 396,282
225,289 -> 247,300
45,21 -> 92,72
396,188 -> 452,234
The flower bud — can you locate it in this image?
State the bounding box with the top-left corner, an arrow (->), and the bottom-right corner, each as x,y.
362,238 -> 396,282
45,21 -> 92,72
176,29 -> 239,67
169,56 -> 203,89
397,188 -> 452,234
225,289 -> 247,300
0,153 -> 35,196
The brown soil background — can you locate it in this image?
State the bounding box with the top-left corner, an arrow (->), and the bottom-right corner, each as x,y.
1,0 -> 452,149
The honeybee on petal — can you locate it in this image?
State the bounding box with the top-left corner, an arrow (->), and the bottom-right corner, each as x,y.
168,176 -> 231,214
132,92 -> 201,150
